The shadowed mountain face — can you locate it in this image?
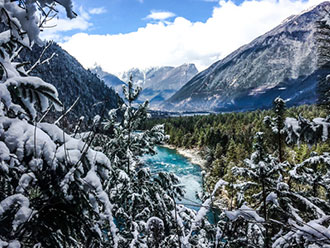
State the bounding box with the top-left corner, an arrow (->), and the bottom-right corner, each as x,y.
165,2 -> 330,112
19,43 -> 122,122
91,66 -> 127,99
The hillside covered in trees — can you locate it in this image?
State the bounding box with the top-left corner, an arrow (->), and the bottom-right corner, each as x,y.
18,42 -> 123,123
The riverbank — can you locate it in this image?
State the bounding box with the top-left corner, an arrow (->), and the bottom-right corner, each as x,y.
161,144 -> 207,170
159,144 -> 228,209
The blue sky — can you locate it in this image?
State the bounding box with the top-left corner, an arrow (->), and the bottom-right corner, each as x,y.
65,0 -> 233,35
41,0 -> 326,75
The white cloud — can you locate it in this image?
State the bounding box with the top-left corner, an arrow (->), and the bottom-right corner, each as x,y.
60,0 -> 326,75
40,6 -> 92,41
145,10 -> 176,20
89,7 -> 107,15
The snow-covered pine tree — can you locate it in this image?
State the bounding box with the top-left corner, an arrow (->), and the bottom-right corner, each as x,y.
272,112 -> 330,247
285,114 -> 330,146
315,13 -> 330,112
0,1 -> 119,247
264,97 -> 286,162
226,106 -> 330,247
271,154 -> 330,247
99,77 -> 183,246
219,132 -> 286,248
98,77 -> 215,247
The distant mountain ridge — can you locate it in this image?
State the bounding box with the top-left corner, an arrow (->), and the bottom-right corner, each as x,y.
94,64 -> 198,108
165,2 -> 330,112
19,43 -> 122,121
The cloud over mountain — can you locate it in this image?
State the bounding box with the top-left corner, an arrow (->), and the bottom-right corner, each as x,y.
59,0 -> 325,75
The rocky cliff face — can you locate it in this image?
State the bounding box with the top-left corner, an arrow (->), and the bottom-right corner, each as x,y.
165,2 -> 330,112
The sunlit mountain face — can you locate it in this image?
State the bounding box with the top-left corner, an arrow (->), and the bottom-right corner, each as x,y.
165,2 -> 330,112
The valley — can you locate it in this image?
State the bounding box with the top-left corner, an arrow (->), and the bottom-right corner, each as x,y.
0,1 -> 329,247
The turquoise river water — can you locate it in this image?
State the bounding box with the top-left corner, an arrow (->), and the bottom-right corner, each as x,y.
142,145 -> 203,210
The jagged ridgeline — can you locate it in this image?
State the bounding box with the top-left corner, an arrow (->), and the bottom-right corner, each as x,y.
18,42 -> 123,122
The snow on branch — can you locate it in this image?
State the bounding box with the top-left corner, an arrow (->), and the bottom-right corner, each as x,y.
285,116 -> 330,145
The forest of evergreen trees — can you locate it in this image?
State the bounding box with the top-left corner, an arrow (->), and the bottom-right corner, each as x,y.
143,104 -> 329,191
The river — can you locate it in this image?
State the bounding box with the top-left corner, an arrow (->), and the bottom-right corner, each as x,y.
142,145 -> 203,211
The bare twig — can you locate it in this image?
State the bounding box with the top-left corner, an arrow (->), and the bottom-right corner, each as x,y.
38,104 -> 53,123
37,2 -> 58,29
54,97 -> 80,126
26,41 -> 55,74
10,46 -> 24,62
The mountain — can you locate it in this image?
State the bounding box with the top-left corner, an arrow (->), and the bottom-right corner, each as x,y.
165,2 -> 330,112
91,66 -> 126,98
19,43 -> 122,122
118,64 -> 198,108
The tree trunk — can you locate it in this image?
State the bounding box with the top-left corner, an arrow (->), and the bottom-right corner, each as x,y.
262,179 -> 269,248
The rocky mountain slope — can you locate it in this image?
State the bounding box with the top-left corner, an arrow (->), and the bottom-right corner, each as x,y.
165,2 -> 330,112
19,43 -> 122,121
